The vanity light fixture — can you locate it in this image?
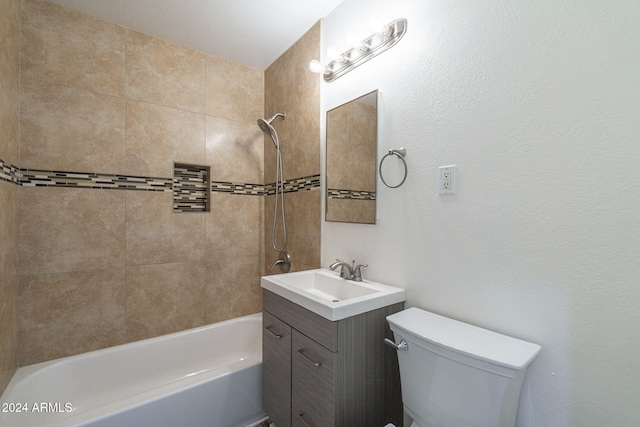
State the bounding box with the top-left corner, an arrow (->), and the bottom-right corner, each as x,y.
309,18 -> 407,82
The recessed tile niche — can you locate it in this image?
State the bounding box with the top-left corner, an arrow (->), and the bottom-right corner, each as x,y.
173,163 -> 210,212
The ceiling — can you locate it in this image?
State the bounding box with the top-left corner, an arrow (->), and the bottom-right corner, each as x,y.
49,0 -> 343,70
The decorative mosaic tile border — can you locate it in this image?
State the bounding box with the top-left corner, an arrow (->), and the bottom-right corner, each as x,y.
211,181 -> 265,195
173,164 -> 209,212
1,157 -> 322,198
20,168 -> 174,191
264,175 -> 321,196
327,188 -> 376,201
0,157 -> 20,185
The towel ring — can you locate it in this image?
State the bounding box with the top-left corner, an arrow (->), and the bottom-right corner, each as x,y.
379,148 -> 407,188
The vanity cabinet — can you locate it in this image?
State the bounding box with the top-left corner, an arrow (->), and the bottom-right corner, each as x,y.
262,289 -> 404,427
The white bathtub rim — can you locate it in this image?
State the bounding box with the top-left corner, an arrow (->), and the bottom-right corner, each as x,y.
87,359 -> 258,425
5,312 -> 262,386
1,312 -> 263,427
6,361 -> 259,427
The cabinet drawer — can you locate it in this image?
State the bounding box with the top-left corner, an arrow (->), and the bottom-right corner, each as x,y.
263,289 -> 337,351
263,312 -> 292,427
292,330 -> 336,427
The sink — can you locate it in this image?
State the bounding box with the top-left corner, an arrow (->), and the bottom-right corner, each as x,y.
261,269 -> 405,321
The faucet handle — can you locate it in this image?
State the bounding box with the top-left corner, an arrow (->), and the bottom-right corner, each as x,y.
352,263 -> 368,282
269,251 -> 291,273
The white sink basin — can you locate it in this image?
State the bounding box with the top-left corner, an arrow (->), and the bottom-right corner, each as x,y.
261,269 -> 405,321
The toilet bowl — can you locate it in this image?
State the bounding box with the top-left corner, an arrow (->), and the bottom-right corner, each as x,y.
385,307 -> 541,427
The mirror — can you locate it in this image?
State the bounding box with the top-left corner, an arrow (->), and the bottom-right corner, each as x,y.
325,90 -> 377,224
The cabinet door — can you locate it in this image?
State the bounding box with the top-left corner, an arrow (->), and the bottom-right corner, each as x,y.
292,330 -> 336,427
263,312 -> 292,427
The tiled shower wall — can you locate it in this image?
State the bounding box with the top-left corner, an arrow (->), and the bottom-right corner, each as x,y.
263,22 -> 322,273
9,0 -> 278,367
0,0 -> 21,393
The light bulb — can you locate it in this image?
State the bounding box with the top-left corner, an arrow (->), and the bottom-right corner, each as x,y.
369,18 -> 393,37
346,33 -> 361,49
326,47 -> 341,61
308,60 -> 324,74
368,19 -> 384,33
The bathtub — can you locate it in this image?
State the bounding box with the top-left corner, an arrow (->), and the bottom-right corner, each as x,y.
0,313 -> 266,427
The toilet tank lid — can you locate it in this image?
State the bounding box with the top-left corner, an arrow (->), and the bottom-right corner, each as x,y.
387,307 -> 541,370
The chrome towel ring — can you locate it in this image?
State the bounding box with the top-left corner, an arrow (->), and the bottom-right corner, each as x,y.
379,147 -> 407,188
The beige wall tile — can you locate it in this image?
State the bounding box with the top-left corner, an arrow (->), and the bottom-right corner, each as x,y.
0,0 -> 21,165
0,274 -> 18,392
263,21 -> 321,277
125,262 -> 205,342
207,192 -> 261,258
126,30 -> 206,114
265,47 -> 295,117
263,192 -> 295,273
0,183 -> 18,387
126,99 -> 206,177
263,110 -> 295,182
18,187 -> 126,276
0,83 -> 19,166
20,78 -> 126,173
289,188 -> 321,268
18,268 -> 126,365
206,56 -> 264,122
263,135 -> 275,185
289,260 -> 319,273
206,116 -> 264,184
126,191 -> 205,266
205,254 -> 261,324
21,0 -> 125,97
293,95 -> 321,178
0,183 -> 18,280
8,0 -> 319,368
263,193 -> 275,274
294,21 -> 321,107
0,0 -> 20,391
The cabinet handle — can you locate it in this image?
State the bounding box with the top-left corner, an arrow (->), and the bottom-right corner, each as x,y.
297,412 -> 312,427
265,326 -> 282,339
297,349 -> 322,367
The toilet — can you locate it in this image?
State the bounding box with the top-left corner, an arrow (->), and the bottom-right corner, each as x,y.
385,307 -> 541,427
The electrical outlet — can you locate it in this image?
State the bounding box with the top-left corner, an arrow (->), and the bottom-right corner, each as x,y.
438,165 -> 456,195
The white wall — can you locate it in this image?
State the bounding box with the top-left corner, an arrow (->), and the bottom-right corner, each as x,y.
321,1 -> 640,425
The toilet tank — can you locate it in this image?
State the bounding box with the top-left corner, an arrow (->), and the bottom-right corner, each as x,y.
386,308 -> 541,427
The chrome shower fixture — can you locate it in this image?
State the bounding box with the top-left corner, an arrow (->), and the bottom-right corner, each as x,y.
309,18 -> 407,82
257,112 -> 290,273
257,112 -> 286,145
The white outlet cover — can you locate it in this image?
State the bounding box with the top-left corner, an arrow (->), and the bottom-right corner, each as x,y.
438,165 -> 456,195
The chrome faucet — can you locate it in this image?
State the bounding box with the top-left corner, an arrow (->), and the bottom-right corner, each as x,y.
329,259 -> 368,282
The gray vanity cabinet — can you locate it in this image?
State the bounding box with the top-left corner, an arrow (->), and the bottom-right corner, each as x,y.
263,311 -> 292,427
292,330 -> 337,426
262,289 -> 404,427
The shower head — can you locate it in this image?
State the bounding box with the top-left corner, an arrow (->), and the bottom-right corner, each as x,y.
258,112 -> 286,147
258,112 -> 286,132
257,118 -> 274,136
